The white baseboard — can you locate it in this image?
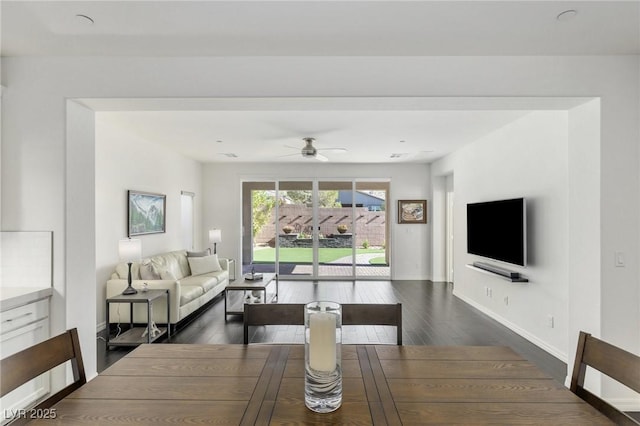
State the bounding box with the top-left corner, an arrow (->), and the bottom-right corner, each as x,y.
392,274 -> 430,281
453,290 -> 568,363
96,321 -> 106,333
610,397 -> 640,412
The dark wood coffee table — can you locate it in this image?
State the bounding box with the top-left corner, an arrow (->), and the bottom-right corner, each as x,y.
224,273 -> 278,318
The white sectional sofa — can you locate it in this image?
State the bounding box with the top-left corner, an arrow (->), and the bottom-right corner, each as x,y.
106,249 -> 229,326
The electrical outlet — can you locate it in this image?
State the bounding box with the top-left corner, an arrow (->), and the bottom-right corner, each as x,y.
547,315 -> 554,328
504,296 -> 509,305
488,287 -> 492,298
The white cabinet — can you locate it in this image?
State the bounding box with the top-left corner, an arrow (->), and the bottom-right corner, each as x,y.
0,297 -> 50,425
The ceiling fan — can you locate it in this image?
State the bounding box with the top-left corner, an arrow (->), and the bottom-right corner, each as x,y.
283,137 -> 347,162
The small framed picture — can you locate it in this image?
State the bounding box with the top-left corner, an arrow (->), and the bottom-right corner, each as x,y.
128,190 -> 166,236
398,200 -> 427,224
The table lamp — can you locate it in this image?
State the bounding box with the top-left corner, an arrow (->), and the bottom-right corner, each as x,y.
209,229 -> 222,254
119,238 -> 141,295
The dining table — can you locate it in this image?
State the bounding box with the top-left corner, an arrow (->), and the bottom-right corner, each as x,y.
26,343 -> 612,425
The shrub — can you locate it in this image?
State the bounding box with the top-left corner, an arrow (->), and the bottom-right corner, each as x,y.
362,239 -> 370,249
337,224 -> 348,234
282,225 -> 294,234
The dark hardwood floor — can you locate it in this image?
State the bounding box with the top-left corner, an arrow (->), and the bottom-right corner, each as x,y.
98,279 -> 568,384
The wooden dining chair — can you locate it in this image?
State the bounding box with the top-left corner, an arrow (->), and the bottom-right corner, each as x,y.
342,303 -> 403,345
1,328 -> 87,425
244,303 -> 304,344
570,331 -> 640,425
243,303 -> 402,345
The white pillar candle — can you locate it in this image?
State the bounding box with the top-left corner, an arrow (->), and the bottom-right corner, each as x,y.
309,312 -> 337,372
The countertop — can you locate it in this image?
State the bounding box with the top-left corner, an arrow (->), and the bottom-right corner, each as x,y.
0,286 -> 53,312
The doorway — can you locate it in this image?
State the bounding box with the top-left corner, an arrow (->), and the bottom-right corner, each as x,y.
180,191 -> 195,251
445,178 -> 454,283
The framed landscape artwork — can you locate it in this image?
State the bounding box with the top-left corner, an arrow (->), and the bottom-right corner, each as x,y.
128,190 -> 166,236
398,200 -> 427,224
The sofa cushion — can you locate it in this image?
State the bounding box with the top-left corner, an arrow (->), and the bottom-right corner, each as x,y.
188,254 -> 222,275
115,262 -> 140,280
140,260 -> 161,280
179,275 -> 220,292
157,267 -> 177,280
180,285 -> 204,305
148,251 -> 189,280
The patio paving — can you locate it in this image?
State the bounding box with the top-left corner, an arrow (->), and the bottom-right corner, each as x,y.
295,263 -> 390,277
245,252 -> 390,277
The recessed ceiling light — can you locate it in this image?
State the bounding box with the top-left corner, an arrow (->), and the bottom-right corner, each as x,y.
219,153 -> 238,158
75,14 -> 95,25
556,10 -> 578,22
216,140 -> 223,143
399,140 -> 406,143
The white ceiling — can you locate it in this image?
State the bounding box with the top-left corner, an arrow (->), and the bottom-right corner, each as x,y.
2,1 -> 638,56
98,109 -> 534,163
4,1 -> 637,164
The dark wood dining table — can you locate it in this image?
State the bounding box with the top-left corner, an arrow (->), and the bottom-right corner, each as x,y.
27,344 -> 612,425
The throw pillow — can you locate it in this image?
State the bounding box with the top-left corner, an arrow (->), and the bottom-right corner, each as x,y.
188,254 -> 222,275
187,249 -> 210,257
139,259 -> 161,280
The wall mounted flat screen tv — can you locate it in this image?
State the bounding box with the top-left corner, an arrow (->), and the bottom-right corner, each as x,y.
467,198 -> 526,266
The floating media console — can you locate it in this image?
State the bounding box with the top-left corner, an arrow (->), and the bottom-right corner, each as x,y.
466,262 -> 529,283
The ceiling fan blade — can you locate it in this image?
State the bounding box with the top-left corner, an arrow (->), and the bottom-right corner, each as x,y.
283,144 -> 301,150
277,152 -> 299,158
315,153 -> 329,162
317,147 -> 347,153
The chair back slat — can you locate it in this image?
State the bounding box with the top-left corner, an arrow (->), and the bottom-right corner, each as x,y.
0,328 -> 86,422
581,336 -> 640,393
244,303 -> 402,345
342,303 -> 399,325
245,303 -> 304,326
570,331 -> 640,425
244,304 -> 304,344
342,303 -> 402,345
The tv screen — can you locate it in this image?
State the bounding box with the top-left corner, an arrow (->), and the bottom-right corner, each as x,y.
467,198 -> 526,266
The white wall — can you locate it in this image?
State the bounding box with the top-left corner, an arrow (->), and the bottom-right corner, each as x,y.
432,111 -> 570,358
567,100 -> 602,392
202,162 -> 431,280
66,101 -> 97,378
94,114 -> 203,329
1,56 -> 638,388
430,175 -> 447,282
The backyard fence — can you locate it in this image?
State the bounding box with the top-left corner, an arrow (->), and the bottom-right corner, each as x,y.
255,204 -> 386,247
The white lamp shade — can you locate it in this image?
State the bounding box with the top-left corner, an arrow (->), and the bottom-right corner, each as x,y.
118,238 -> 142,262
209,229 -> 222,244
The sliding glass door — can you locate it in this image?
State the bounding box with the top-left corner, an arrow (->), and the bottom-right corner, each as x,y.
277,181 -> 314,277
242,179 -> 389,279
354,181 -> 389,278
317,181 -> 355,278
244,182 -> 277,276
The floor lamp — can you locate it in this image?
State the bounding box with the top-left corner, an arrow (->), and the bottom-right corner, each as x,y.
209,229 -> 222,255
119,238 -> 141,295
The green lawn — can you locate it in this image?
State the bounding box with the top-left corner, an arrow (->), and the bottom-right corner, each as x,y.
252,247 -> 384,263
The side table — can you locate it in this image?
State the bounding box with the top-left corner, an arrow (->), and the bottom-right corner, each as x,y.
224,273 -> 278,319
105,289 -> 170,349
